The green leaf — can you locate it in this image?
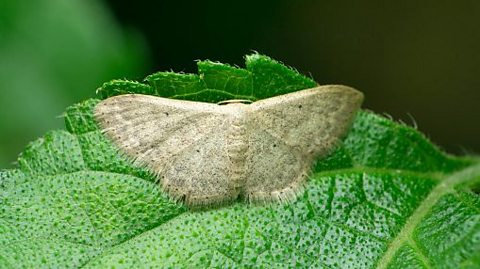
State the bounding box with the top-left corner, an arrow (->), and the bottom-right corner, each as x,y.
1,54 -> 479,268
98,53 -> 317,103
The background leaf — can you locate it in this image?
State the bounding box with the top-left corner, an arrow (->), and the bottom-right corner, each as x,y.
0,0 -> 148,168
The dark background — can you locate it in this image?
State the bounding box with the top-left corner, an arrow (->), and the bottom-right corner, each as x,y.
1,0 -> 479,168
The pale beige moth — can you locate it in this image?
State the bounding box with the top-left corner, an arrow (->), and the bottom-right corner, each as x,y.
94,85 -> 364,208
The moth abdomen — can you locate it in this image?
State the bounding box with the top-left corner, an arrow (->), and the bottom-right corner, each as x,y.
227,116 -> 248,190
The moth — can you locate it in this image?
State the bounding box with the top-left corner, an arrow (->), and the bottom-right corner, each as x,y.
94,85 -> 363,208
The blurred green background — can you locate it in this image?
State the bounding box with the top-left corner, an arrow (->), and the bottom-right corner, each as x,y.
0,0 -> 479,169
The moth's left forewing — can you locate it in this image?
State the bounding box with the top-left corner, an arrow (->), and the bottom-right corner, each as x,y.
94,94 -> 239,208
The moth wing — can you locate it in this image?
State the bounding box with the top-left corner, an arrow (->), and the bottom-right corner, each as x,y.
94,94 -> 237,207
244,85 -> 363,202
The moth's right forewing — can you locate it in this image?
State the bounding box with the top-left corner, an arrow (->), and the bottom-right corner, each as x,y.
243,86 -> 363,203
249,85 -> 363,158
